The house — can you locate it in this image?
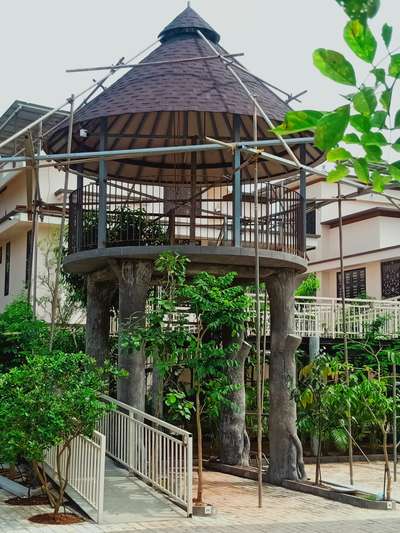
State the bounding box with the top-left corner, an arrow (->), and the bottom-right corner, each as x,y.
303,175 -> 400,300
0,100 -> 77,320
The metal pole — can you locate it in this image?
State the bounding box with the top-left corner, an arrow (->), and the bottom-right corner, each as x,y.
253,101 -> 263,508
49,95 -> 75,350
299,144 -> 307,253
98,117 -> 108,248
233,114 -> 241,247
393,361 -> 397,481
338,182 -> 354,485
31,121 -> 42,317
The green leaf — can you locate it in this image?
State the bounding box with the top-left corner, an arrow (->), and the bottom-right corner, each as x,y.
371,68 -> 385,85
361,131 -> 388,146
344,20 -> 377,63
370,111 -> 387,128
380,89 -> 392,111
313,49 -> 357,86
389,54 -> 400,78
327,147 -> 352,161
272,110 -> 324,135
389,162 -> 400,180
364,144 -> 383,162
336,0 -> 380,20
327,164 -> 349,182
353,88 -> 377,116
393,137 -> 400,152
371,170 -> 390,192
315,105 -> 350,151
395,111 -> 400,129
343,133 -> 361,144
350,114 -> 371,133
382,23 -> 393,48
352,157 -> 370,183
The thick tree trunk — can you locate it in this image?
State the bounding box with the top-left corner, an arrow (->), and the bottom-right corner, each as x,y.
266,269 -> 306,484
86,273 -> 115,366
219,334 -> 251,466
117,260 -> 153,410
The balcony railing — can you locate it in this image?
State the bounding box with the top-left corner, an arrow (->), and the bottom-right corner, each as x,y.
68,180 -> 304,258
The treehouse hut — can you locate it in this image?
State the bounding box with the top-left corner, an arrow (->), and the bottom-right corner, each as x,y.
45,5 -> 323,482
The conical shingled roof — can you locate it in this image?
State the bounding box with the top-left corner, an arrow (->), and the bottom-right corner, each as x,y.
45,6 -> 323,184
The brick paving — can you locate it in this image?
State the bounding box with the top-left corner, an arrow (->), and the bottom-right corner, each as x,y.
1,467 -> 400,533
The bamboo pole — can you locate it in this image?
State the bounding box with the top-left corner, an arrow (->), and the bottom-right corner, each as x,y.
337,182 -> 354,486
253,102 -> 263,508
49,95 -> 75,349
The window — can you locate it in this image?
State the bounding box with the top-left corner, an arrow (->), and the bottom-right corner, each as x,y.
381,260 -> 400,298
306,202 -> 316,235
4,242 -> 10,296
337,268 -> 366,299
25,230 -> 32,288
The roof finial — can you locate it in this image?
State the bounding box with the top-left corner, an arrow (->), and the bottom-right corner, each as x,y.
187,1 -> 191,7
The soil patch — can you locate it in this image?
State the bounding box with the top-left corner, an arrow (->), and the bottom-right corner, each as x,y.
6,495 -> 50,506
28,513 -> 84,525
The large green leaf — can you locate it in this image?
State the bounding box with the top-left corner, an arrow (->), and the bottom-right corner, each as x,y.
371,67 -> 385,85
327,164 -> 349,183
361,132 -> 388,146
353,88 -> 377,116
364,144 -> 383,161
343,133 -> 361,144
370,111 -> 387,128
395,110 -> 400,129
389,162 -> 400,181
371,170 -> 390,192
352,157 -> 370,183
389,54 -> 400,78
315,105 -> 350,151
380,89 -> 392,111
313,49 -> 357,86
350,114 -> 371,133
327,147 -> 352,161
344,20 -> 377,63
393,137 -> 400,152
272,110 -> 324,135
382,23 -> 393,48
336,0 -> 380,20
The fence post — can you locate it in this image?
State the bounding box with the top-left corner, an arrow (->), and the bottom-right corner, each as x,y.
186,434 -> 193,517
97,432 -> 106,524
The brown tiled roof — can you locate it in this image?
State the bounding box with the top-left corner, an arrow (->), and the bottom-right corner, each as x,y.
45,7 -> 323,184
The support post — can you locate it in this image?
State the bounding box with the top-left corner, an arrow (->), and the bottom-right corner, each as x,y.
266,269 -> 306,484
86,273 -> 115,366
117,260 -> 153,410
190,138 -> 197,244
299,144 -> 307,254
309,336 -> 320,456
76,165 -> 84,252
233,114 -> 241,247
98,117 -> 108,249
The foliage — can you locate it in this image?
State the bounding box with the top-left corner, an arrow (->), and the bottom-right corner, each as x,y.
295,273 -> 320,297
274,0 -> 400,192
0,351 -> 120,515
297,354 -> 349,484
246,383 -> 269,436
107,207 -> 168,247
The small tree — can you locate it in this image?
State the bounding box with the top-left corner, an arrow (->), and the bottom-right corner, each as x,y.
0,352 -> 118,516
298,354 -> 349,484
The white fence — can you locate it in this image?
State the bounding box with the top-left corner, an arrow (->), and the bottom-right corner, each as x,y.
98,394 -> 193,517
44,431 -> 105,523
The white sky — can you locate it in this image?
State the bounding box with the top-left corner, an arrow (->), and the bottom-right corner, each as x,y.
0,0 -> 399,116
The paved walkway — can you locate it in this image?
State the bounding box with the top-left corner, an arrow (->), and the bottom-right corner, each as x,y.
1,465 -> 400,532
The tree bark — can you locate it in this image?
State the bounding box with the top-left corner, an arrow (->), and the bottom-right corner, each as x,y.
86,273 -> 115,366
117,260 -> 153,410
219,333 -> 251,466
266,269 -> 306,484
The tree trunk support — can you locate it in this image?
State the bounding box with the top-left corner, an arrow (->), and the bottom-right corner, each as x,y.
86,272 -> 115,366
266,269 -> 306,484
115,260 -> 153,410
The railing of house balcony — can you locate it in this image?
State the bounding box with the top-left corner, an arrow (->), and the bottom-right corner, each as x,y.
97,394 -> 193,517
44,431 -> 106,523
249,295 -> 400,339
68,181 -> 304,258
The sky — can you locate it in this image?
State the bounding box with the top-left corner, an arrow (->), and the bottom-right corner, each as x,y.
0,0 -> 399,117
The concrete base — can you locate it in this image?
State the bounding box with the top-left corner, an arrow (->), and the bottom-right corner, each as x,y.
192,503 -> 216,516
283,479 -> 396,510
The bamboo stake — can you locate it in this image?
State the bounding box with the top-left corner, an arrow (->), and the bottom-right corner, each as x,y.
338,182 -> 354,486
253,102 -> 263,508
49,95 -> 75,349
